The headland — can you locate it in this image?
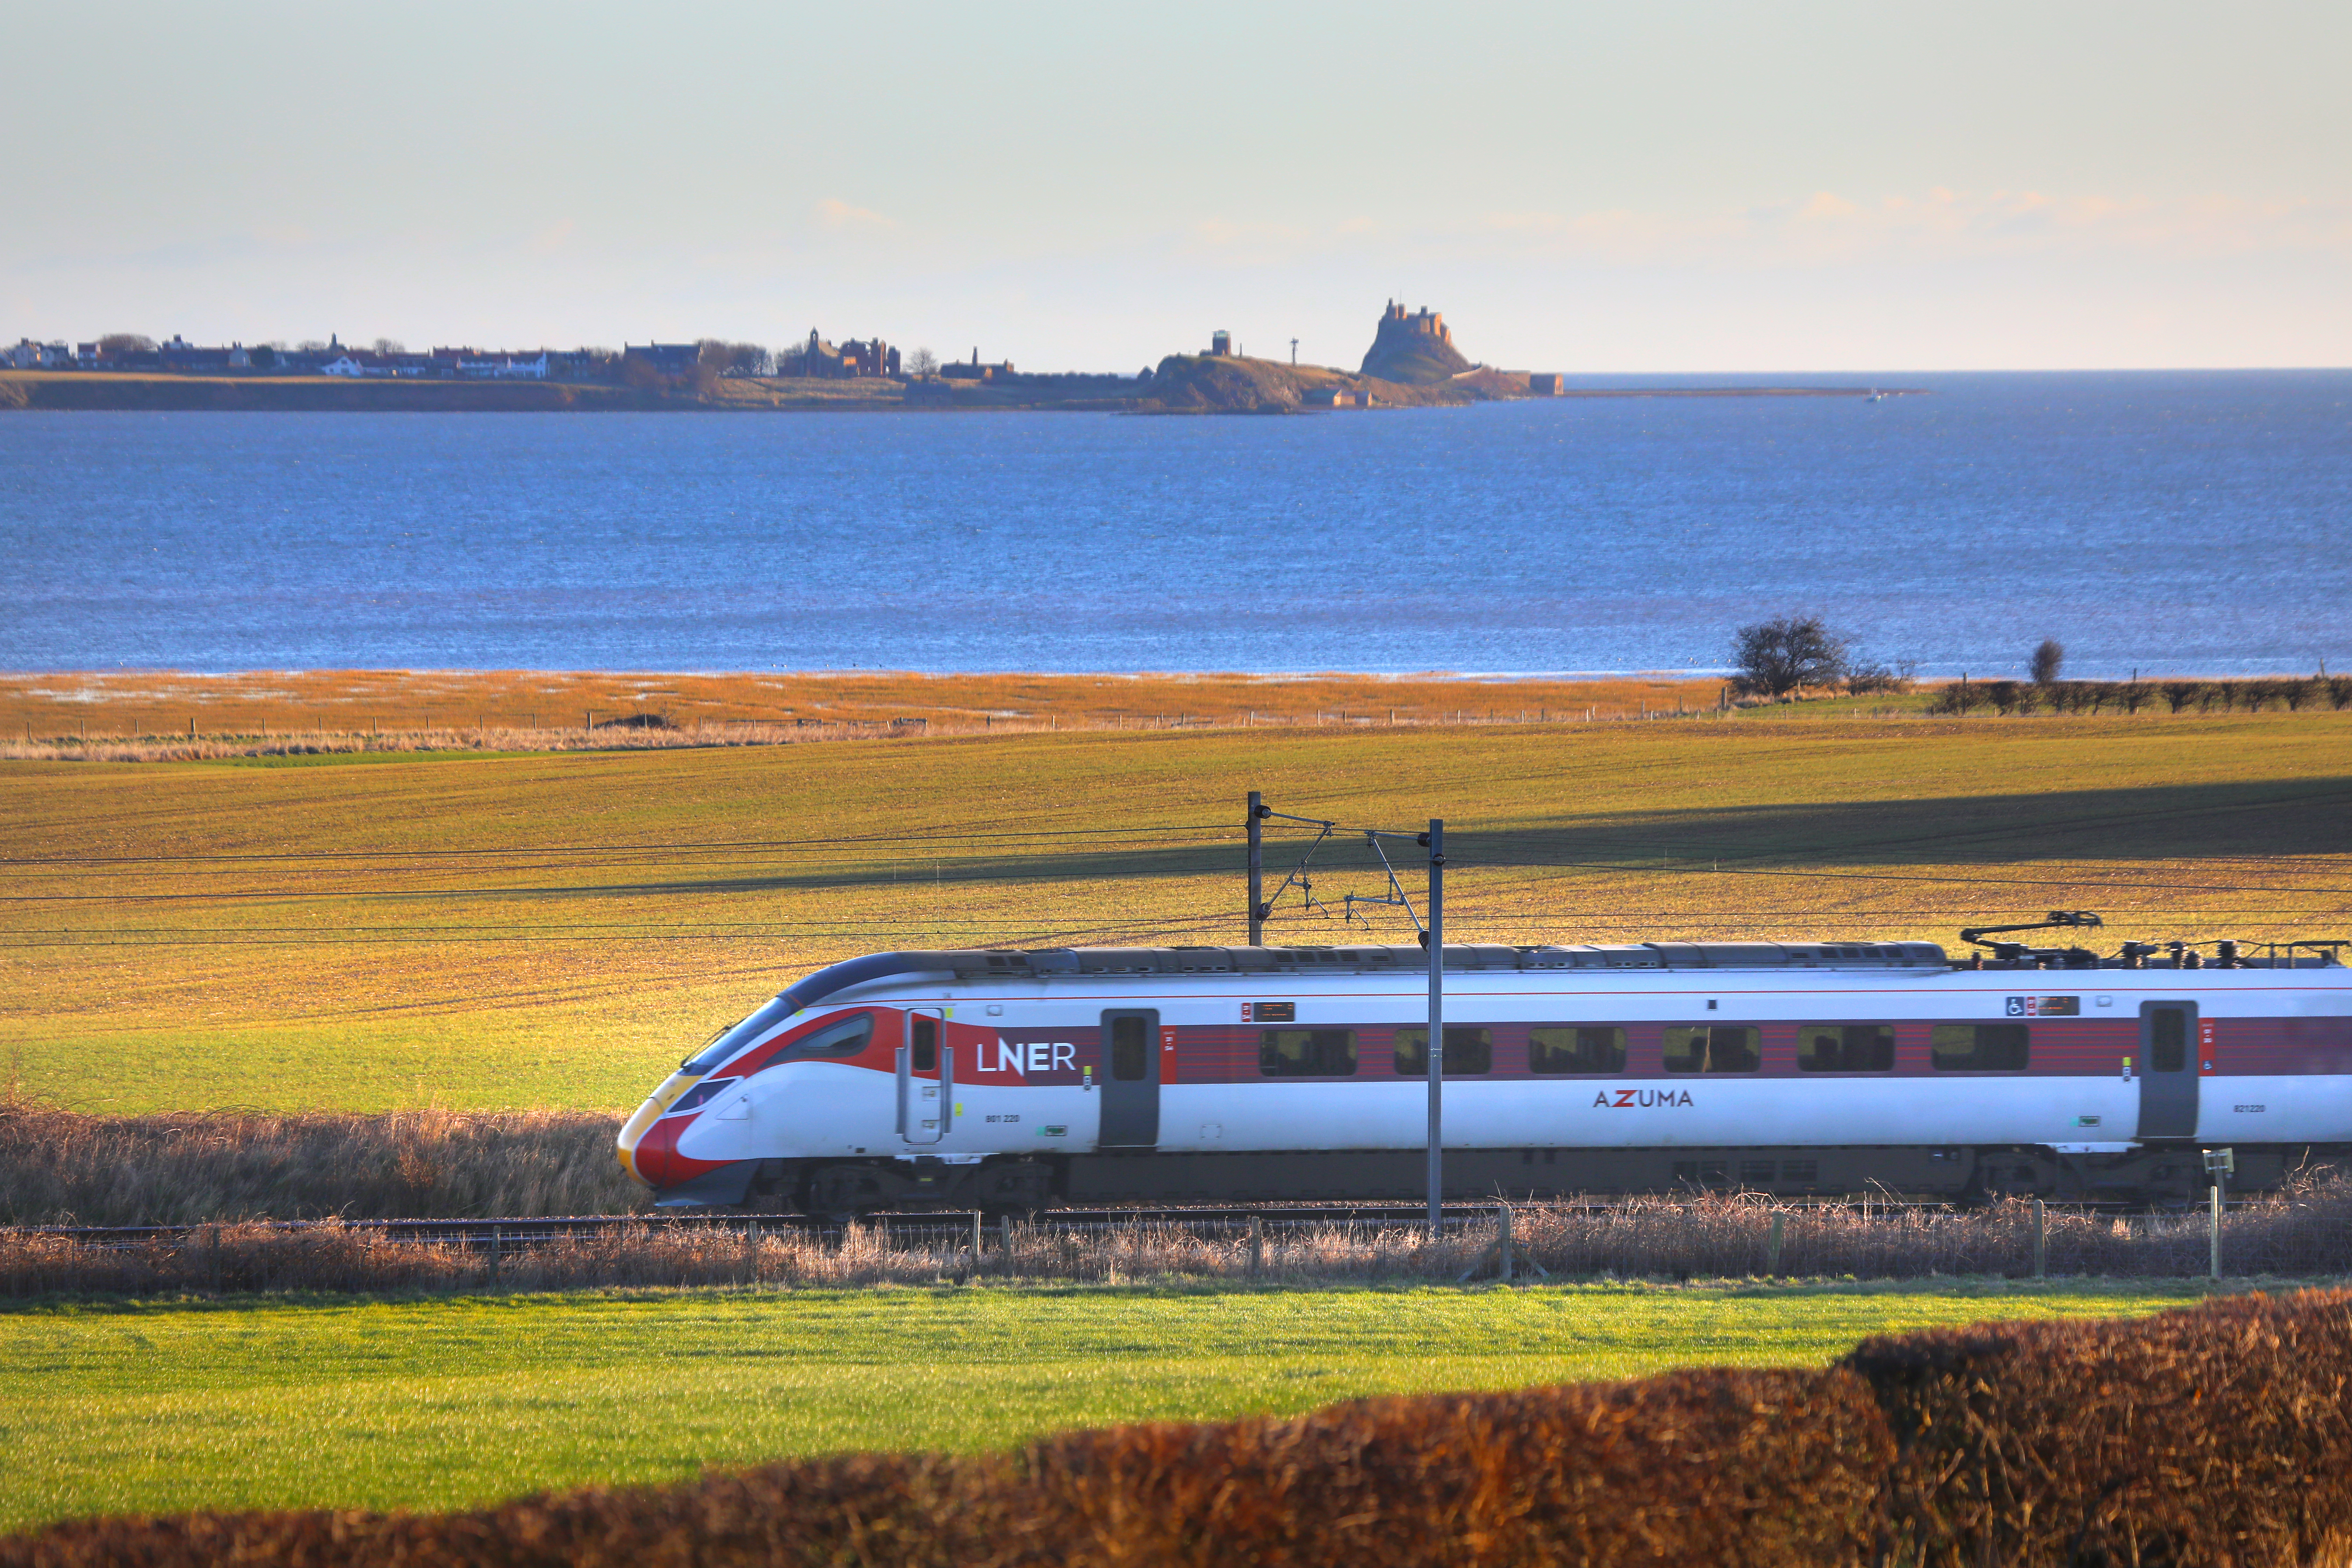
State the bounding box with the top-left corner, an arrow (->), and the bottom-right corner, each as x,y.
2,304 -> 1914,413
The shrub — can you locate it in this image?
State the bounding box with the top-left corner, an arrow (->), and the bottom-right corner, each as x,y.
2330,675 -> 2352,710
1031,1367 -> 1894,1568
1925,681 -> 1977,715
1983,680 -> 2022,716
1847,1287 -> 2352,1568
1730,615 -> 1850,698
2163,681 -> 2203,713
2030,638 -> 2064,685
1843,660 -> 1912,696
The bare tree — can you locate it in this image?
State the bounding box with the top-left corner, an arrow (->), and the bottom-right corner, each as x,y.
907,347 -> 939,377
2030,638 -> 2065,685
1730,615 -> 1851,698
97,334 -> 155,357
371,338 -> 405,355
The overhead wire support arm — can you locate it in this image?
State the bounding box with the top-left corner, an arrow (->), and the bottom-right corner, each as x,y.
1256,817 -> 1336,926
1340,829 -> 1425,940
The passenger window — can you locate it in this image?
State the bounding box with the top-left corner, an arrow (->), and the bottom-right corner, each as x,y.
1260,1029 -> 1357,1077
1931,1023 -> 2030,1071
1393,1027 -> 1492,1076
1529,1026 -> 1627,1074
1661,1026 -> 1760,1073
1797,1024 -> 1896,1072
911,1016 -> 938,1072
2149,1009 -> 2187,1073
1110,1016 -> 1149,1081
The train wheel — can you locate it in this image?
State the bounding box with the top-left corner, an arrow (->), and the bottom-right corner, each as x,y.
968,1157 -> 1053,1218
802,1162 -> 883,1222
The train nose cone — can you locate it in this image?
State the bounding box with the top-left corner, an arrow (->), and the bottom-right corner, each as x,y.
616,1095 -> 667,1186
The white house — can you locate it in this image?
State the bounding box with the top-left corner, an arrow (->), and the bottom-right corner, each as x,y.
5,339 -> 74,368
457,351 -> 548,379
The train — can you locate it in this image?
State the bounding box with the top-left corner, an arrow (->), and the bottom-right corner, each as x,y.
616,921 -> 2351,1215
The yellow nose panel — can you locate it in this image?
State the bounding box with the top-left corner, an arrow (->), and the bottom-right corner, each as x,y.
615,1072 -> 696,1182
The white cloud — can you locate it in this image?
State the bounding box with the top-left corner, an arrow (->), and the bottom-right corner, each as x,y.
814,197 -> 897,233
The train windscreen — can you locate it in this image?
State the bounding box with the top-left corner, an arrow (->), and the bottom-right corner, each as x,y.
681,995 -> 795,1073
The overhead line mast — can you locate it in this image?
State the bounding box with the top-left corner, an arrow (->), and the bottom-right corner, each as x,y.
1247,790 -> 1449,1237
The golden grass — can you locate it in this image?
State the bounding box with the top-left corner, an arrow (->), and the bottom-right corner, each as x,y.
0,668 -> 1740,745
2,707 -> 2346,1113
0,1106 -> 635,1225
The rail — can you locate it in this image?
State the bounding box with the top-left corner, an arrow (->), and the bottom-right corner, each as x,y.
10,1196 -> 2212,1251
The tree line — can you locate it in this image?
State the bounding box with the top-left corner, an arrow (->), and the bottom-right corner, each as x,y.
1730,616 -> 2345,712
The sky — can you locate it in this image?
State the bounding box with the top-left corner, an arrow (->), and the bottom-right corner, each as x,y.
4,0 -> 2347,372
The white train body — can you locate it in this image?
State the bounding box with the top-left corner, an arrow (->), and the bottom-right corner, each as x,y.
616,942 -> 2352,1212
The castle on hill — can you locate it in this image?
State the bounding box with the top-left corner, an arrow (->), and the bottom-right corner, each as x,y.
1359,299 -> 1474,383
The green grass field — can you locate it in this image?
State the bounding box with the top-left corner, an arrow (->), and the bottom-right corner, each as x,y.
4,713 -> 2347,1113
0,1280 -> 2222,1532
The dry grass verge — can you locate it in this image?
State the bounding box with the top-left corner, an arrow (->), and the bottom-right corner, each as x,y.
7,1181 -> 2350,1298
0,1108 -> 637,1226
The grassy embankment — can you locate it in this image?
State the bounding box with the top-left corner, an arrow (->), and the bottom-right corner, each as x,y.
2,706 -> 2346,1116
0,668 -> 1743,750
0,1281 -> 2216,1533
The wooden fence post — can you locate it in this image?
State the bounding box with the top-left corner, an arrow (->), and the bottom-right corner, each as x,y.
2032,1198 -> 2046,1280
1249,1216 -> 1263,1279
488,1225 -> 501,1287
1498,1203 -> 1514,1282
1766,1212 -> 1784,1276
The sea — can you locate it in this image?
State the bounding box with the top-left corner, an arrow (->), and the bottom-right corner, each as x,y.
5,370 -> 2346,678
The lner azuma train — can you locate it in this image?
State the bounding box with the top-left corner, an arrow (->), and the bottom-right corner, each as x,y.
617,928 -> 2352,1214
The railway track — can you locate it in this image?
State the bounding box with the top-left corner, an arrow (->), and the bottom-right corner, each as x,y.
13,1196 -> 2189,1251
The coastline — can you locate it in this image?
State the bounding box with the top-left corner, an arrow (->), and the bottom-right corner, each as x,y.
0,369 -> 1917,414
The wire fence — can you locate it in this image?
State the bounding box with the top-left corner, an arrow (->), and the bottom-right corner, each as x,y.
6,1181 -> 2347,1297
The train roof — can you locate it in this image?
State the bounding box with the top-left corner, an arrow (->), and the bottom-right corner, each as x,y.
930,941 -> 1951,977
778,938 -> 2344,1014
781,941 -> 1950,1014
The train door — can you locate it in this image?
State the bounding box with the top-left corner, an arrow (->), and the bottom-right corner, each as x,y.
897,1009 -> 948,1146
1098,1009 -> 1160,1148
2136,1001 -> 2199,1139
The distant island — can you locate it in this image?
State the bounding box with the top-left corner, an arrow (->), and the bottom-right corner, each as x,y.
0,309 -> 1912,413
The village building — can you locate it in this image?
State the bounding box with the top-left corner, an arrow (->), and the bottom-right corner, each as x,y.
940,345 -> 1014,382
788,329 -> 900,378
4,339 -> 75,368
622,342 -> 701,377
